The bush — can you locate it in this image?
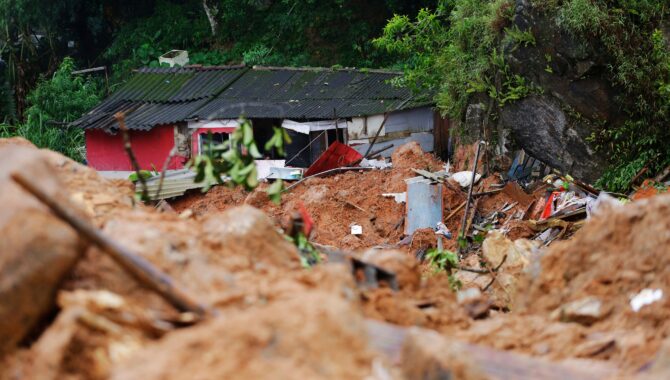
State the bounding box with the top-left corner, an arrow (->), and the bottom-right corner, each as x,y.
0,57 -> 102,161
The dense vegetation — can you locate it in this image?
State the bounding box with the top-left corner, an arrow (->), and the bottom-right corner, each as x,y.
0,0 -> 432,158
376,0 -> 670,191
1,0 -> 668,191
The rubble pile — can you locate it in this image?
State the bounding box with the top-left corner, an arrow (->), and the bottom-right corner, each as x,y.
172,142 -> 530,254
0,140 -> 385,379
3,138 -> 670,379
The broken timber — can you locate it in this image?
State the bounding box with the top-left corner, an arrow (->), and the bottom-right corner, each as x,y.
11,172 -> 209,318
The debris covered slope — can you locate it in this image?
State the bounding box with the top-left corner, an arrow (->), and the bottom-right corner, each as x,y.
3,138 -> 670,379
0,140 -> 383,380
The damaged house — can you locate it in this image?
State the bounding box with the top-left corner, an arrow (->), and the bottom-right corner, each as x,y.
71,65 -> 449,175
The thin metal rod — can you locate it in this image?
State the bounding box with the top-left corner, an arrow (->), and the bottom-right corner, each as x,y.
283,167 -> 374,192
154,146 -> 178,200
363,95 -> 414,159
11,172 -> 209,317
363,112 -> 390,159
457,141 -> 484,256
284,130 -> 327,166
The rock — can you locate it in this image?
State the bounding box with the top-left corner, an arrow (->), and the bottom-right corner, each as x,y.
361,250 -> 421,291
457,288 -> 491,319
492,1 -> 622,183
499,95 -> 607,183
465,103 -> 486,135
0,145 -> 86,354
641,337 -> 670,379
482,231 -> 537,270
112,292 -> 377,380
573,333 -> 616,358
201,205 -> 300,269
558,297 -> 610,326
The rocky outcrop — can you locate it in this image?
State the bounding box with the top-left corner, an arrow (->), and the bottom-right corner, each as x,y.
499,95 -> 606,182
492,0 -> 623,182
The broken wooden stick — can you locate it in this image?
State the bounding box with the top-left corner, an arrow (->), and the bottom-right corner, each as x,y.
114,112 -> 149,201
444,201 -> 466,222
337,197 -> 368,213
11,172 -> 209,318
482,254 -> 508,292
472,188 -> 503,197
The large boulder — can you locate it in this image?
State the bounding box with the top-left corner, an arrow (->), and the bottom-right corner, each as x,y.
500,95 -> 606,182
0,145 -> 86,354
495,0 -> 621,182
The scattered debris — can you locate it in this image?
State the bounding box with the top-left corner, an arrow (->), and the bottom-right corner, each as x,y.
631,289 -> 664,313
8,137 -> 670,378
557,297 -> 609,326
382,192 -> 407,203
452,171 -> 483,188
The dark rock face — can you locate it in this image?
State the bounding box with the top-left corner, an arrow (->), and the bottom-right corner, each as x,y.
500,95 -> 606,183
491,0 -> 623,182
507,0 -> 621,122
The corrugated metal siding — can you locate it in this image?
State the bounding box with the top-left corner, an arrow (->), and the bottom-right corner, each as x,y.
384,107 -> 435,134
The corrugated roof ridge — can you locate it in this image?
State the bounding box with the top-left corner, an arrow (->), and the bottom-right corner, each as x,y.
134,64 -> 247,73
251,65 -> 402,75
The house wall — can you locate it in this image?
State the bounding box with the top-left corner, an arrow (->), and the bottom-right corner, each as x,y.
85,126 -> 187,171
347,107 -> 441,158
346,107 -> 435,141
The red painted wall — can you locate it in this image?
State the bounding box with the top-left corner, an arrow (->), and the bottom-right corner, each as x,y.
85,126 -> 186,171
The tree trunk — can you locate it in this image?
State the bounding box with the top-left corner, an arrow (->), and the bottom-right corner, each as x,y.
202,0 -> 219,37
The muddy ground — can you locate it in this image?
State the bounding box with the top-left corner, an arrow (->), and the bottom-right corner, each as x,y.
2,138 -> 670,379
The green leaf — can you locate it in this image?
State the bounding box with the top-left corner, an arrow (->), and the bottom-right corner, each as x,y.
242,122 -> 254,145
246,166 -> 259,189
248,142 -> 262,158
266,179 -> 284,204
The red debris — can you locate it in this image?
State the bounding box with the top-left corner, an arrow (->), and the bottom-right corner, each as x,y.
304,142 -> 363,177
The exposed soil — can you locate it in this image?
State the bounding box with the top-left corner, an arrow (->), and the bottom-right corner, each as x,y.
3,138 -> 670,379
171,142 -> 527,255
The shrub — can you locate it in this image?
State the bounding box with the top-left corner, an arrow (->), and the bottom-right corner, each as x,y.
0,58 -> 101,161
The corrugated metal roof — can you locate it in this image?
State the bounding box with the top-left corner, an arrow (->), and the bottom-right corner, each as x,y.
71,65 -> 432,131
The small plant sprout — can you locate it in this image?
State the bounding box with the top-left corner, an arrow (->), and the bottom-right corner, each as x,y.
425,248 -> 462,291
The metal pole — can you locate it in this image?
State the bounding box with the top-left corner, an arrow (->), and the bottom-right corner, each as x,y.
457,141 -> 484,256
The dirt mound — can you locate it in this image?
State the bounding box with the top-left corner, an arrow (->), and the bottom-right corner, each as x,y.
0,145 -> 85,353
170,143 -> 453,251
170,185 -> 246,215
111,292 -> 379,380
454,194 -> 670,373
520,194 -> 670,318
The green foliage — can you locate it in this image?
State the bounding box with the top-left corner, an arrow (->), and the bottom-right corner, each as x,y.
104,1 -> 215,83
426,248 -> 461,291
0,58 -> 101,160
375,0 -> 522,119
190,119 -> 261,191
503,25 -> 536,49
551,1 -> 670,191
190,119 -> 290,204
556,0 -> 608,34
25,58 -> 101,125
128,170 -> 154,182
426,248 -> 459,271
291,232 -> 321,268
